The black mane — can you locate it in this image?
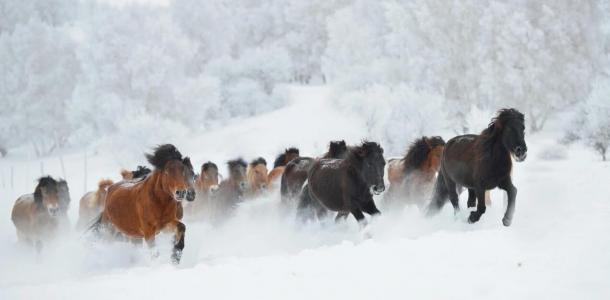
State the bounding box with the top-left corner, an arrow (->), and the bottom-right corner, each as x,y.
33,176 -> 58,206
325,140 -> 348,159
348,141 -> 383,162
479,108 -> 525,149
202,161 -> 218,172
250,157 -> 267,167
132,165 -> 152,178
403,136 -> 445,173
228,158 -> 247,170
146,144 -> 183,169
273,147 -> 299,168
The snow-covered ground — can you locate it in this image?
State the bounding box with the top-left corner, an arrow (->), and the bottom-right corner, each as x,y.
1,87 -> 609,299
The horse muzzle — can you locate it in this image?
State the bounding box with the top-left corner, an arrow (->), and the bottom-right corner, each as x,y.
209,185 -> 220,194
47,206 -> 60,217
513,145 -> 527,162
371,184 -> 385,195
175,189 -> 189,202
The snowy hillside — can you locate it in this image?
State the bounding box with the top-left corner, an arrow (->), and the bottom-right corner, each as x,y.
1,86 -> 609,299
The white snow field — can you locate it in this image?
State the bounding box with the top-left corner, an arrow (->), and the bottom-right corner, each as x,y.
1,87 -> 609,299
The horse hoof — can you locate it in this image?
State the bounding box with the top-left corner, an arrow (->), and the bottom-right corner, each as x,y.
468,212 -> 479,224
467,201 -> 475,208
171,251 -> 182,265
502,218 -> 512,227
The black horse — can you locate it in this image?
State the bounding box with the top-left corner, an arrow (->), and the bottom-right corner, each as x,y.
280,140 -> 349,204
298,141 -> 385,224
427,108 -> 527,226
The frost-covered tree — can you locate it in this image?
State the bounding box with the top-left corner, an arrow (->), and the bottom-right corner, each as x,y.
566,79 -> 610,161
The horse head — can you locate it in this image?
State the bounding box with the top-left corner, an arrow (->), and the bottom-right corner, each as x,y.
34,176 -> 61,217
146,144 -> 196,202
351,141 -> 386,195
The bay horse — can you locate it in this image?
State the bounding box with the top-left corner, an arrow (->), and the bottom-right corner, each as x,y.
185,161 -> 220,219
280,140 -> 348,204
247,157 -> 269,197
76,179 -> 114,230
427,108 -> 527,226
298,141 -> 386,225
215,158 -> 248,217
120,165 -> 152,180
385,136 -> 445,207
267,147 -> 300,187
11,176 -> 62,253
96,144 -> 195,264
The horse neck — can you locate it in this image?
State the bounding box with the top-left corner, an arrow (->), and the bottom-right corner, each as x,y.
143,171 -> 173,203
478,130 -> 509,163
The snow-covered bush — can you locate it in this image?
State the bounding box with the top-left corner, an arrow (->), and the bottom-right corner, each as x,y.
566,79 -> 610,161
333,83 -> 446,155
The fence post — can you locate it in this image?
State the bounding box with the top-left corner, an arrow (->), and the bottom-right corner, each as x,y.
10,166 -> 14,189
59,156 -> 66,180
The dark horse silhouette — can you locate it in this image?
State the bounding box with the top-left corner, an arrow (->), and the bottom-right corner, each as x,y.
298,141 -> 385,224
280,140 -> 348,204
427,108 -> 527,226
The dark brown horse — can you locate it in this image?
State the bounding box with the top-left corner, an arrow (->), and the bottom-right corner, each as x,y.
95,144 -> 195,263
267,148 -> 300,187
280,140 -> 348,204
11,176 -> 62,252
298,141 -> 386,225
385,136 -> 445,207
427,108 -> 527,226
215,158 -> 248,217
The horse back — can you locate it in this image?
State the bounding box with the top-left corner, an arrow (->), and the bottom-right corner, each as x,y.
307,159 -> 348,211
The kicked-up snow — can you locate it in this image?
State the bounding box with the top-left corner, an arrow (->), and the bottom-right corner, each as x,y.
0,87 -> 609,299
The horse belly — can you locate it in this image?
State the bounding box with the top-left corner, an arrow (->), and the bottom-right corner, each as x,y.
104,192 -> 144,237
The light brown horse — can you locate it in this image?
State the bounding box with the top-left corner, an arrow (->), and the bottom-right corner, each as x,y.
184,161 -> 220,220
11,176 -> 62,253
247,157 -> 269,197
76,179 -> 114,230
267,148 -> 299,187
385,136 -> 445,208
94,144 -> 195,264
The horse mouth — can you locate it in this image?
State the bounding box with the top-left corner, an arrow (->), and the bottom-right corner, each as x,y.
370,185 -> 385,195
513,152 -> 527,162
48,207 -> 60,217
175,190 -> 188,202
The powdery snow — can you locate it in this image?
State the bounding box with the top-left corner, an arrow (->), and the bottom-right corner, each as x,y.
0,87 -> 609,299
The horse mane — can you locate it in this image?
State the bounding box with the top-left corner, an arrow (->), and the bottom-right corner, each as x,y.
273,147 -> 299,168
132,165 -> 151,178
348,141 -> 383,162
250,157 -> 267,167
402,136 -> 445,174
146,144 -> 183,170
325,140 -> 347,158
479,108 -> 525,150
33,176 -> 58,207
183,157 -> 194,174
202,161 -> 218,172
228,158 -> 247,170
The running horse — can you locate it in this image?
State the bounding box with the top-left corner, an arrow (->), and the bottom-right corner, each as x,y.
185,161 -> 220,219
76,179 -> 114,230
96,144 -> 195,263
267,148 -> 300,187
385,136 -> 445,207
215,158 -> 248,218
427,108 -> 527,226
280,140 -> 348,204
298,141 -> 386,225
247,157 -> 269,197
11,176 -> 62,253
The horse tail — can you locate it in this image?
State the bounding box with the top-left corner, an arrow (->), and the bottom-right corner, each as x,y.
280,172 -> 289,202
426,171 -> 449,216
98,179 -> 114,191
85,213 -> 104,236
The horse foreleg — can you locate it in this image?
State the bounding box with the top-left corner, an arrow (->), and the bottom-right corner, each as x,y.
164,221 -> 186,264
468,189 -> 487,223
499,178 -> 517,226
360,199 -> 381,216
467,189 -> 476,208
350,209 -> 367,227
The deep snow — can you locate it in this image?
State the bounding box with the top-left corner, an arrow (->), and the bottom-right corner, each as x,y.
1,87 -> 609,299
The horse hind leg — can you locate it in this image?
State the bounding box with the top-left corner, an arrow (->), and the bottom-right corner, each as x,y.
468,189 -> 487,223
426,171 -> 450,216
444,176 -> 460,214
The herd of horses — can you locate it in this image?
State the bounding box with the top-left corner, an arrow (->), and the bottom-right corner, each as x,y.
10,108 -> 528,264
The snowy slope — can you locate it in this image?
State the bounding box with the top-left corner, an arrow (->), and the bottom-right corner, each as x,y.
1,86 -> 609,299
